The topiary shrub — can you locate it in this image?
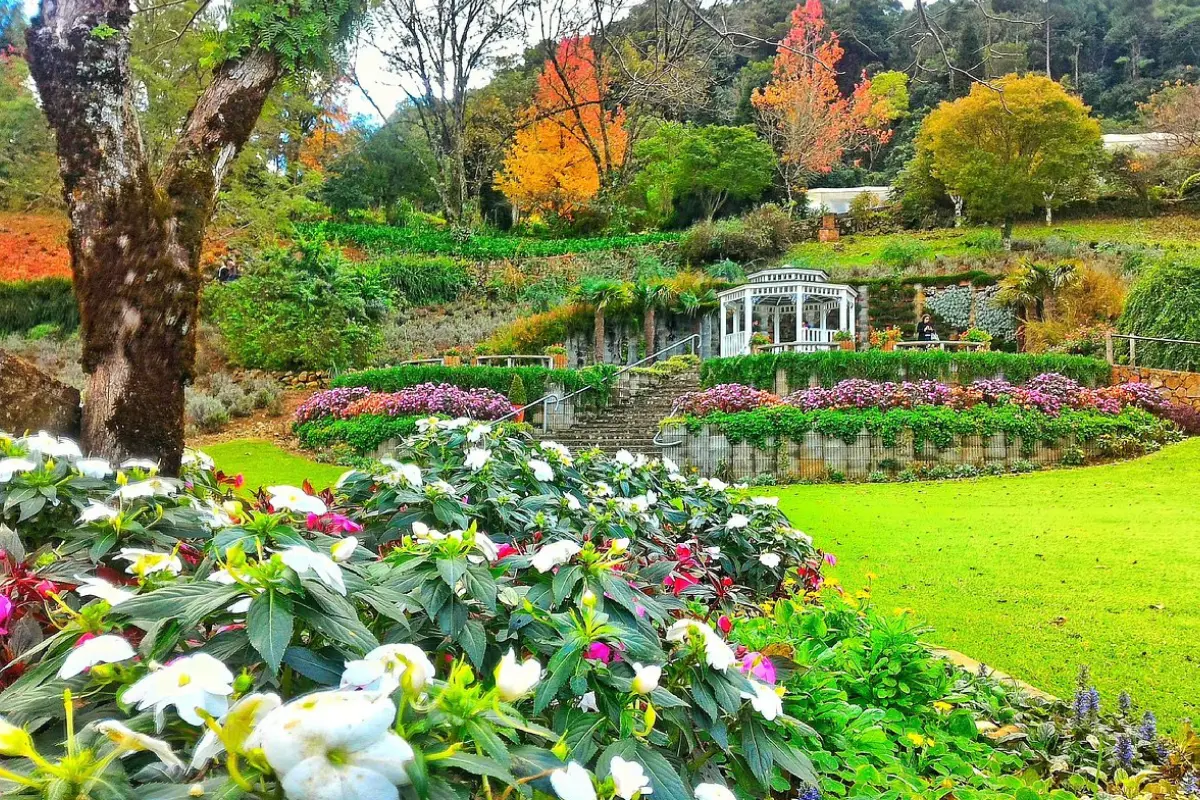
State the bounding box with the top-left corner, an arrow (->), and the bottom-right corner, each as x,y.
1118,260 -> 1200,371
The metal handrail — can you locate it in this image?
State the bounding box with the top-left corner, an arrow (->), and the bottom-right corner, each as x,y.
494,334 -> 702,428
1109,334 -> 1200,346
1105,332 -> 1200,366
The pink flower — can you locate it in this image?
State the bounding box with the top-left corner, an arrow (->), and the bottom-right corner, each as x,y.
0,595 -> 12,636
664,572 -> 698,596
585,642 -> 613,664
717,615 -> 733,635
34,579 -> 57,598
496,544 -> 519,561
740,652 -> 776,685
823,553 -> 838,566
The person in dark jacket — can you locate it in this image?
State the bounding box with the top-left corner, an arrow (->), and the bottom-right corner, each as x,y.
916,314 -> 937,341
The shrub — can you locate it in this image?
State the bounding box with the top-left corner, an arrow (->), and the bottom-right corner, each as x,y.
294,413 -> 423,451
679,204 -> 797,265
508,373 -> 528,406
202,238 -> 389,371
879,239 -> 932,270
184,390 -> 230,432
477,302 -> 593,355
700,351 -> 1113,389
1118,259 -> 1200,371
0,277 -> 78,335
366,253 -> 472,305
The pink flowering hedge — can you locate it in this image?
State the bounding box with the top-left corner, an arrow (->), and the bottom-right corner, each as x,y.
296,382 -> 514,424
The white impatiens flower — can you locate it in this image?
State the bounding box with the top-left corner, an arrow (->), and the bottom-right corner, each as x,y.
665,620 -> 736,672
114,478 -> 179,500
662,456 -> 679,473
466,423 -> 493,443
95,720 -> 184,770
540,440 -> 573,464
0,457 -> 37,483
527,458 -> 554,482
751,496 -> 779,507
577,691 -> 599,713
742,681 -> 783,722
610,756 -> 653,799
565,494 -> 583,512
697,477 -> 728,492
248,690 -> 413,800
267,485 -> 328,516
380,459 -> 423,488
75,458 -> 113,480
116,548 -> 183,577
180,449 -> 215,471
610,538 -> 630,555
20,432 -> 82,459
473,532 -> 500,562
464,448 -> 491,472
279,547 -> 346,595
120,458 -> 159,472
725,513 -> 750,530
341,644 -> 435,695
75,575 -> 136,606
191,692 -> 281,769
78,502 -> 119,524
124,653 -> 234,727
550,761 -> 597,800
694,784 -> 736,800
531,539 -> 581,573
415,416 -> 442,433
495,649 -> 542,702
614,450 -> 635,466
58,634 -> 136,679
631,663 -> 662,695
330,536 -> 359,562
758,552 -> 782,569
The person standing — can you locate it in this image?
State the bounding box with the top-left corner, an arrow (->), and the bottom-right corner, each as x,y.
916,314 -> 937,341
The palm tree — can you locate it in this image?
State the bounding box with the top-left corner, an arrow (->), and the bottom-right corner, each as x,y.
633,280 -> 675,355
575,278 -> 632,364
676,287 -> 719,337
995,259 -> 1079,349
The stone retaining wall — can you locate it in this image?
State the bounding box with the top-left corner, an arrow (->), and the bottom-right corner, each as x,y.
660,422 -> 1098,481
1113,365 -> 1200,411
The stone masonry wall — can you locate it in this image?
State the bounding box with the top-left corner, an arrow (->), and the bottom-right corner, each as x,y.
1113,366 -> 1200,411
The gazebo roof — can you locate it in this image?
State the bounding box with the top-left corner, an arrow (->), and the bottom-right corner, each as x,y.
717,266 -> 858,298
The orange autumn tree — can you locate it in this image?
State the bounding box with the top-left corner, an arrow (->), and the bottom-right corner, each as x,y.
751,0 -> 890,203
496,36 -> 628,220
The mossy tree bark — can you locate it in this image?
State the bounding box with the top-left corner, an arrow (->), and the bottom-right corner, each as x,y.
26,0 -> 281,472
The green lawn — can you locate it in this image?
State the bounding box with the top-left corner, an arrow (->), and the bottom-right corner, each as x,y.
200,439 -> 348,491
771,438 -> 1200,729
785,214 -> 1200,273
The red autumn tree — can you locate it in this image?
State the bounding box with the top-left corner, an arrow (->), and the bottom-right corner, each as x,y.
751,0 -> 890,202
496,36 -> 628,220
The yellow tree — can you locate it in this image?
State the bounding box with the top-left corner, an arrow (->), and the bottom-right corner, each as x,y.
917,74 -> 1102,241
496,36 -> 627,220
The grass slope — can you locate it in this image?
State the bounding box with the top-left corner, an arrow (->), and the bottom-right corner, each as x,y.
771,439 -> 1200,728
786,215 -> 1200,272
201,439 -> 348,492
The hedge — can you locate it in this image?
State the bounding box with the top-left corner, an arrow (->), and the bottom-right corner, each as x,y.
332,364 -> 612,402
0,277 -> 78,335
680,404 -> 1174,453
364,254 -> 472,306
1118,260 -> 1200,371
700,351 -> 1113,390
295,414 -> 422,453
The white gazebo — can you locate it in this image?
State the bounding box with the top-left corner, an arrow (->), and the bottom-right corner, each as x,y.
717,267 -> 857,356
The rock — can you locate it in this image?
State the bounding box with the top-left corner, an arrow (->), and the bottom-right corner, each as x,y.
0,350 -> 81,436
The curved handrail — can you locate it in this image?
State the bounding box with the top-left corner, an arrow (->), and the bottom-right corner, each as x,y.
652,429 -> 685,448
494,334 -> 702,428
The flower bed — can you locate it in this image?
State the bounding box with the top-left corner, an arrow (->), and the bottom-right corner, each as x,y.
0,428 -> 1193,799
700,351 -> 1114,390
296,383 -> 513,424
332,363 -> 603,402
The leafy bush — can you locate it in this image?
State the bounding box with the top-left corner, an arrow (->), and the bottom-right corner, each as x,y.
0,277 -> 78,335
294,412 -> 423,451
477,302 -> 594,355
679,204 -> 797,265
365,253 -> 472,305
701,351 -> 1113,389
184,390 -> 230,432
1118,260 -> 1200,371
203,239 -> 389,371
302,220 -> 678,260
879,239 -> 932,270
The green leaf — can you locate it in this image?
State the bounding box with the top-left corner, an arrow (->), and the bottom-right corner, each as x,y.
283,646 -> 343,685
551,565 -> 581,605
597,739 -> 691,800
763,728 -> 818,785
436,752 -> 516,786
741,717 -> 774,784
459,618 -> 487,668
534,642 -> 582,713
248,591 -> 294,674
436,557 -> 468,589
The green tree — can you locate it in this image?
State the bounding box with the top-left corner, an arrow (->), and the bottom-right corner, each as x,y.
0,3 -> 59,210
916,74 -> 1102,244
633,280 -> 674,354
995,259 -> 1080,349
1119,260 -> 1200,371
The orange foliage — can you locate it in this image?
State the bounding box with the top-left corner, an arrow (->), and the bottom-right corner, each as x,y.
751,0 -> 889,181
496,37 -> 627,218
299,106 -> 355,174
0,213 -> 71,282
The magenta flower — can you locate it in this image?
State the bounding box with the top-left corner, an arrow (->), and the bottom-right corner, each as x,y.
0,594 -> 12,636
585,642 -> 613,663
823,553 -> 838,566
740,651 -> 776,685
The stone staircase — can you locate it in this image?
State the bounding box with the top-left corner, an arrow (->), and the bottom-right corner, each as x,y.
536,369 -> 700,456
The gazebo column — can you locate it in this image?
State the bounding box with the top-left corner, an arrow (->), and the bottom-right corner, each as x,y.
795,286 -> 805,344
772,304 -> 780,343
839,291 -> 849,334
743,291 -> 753,353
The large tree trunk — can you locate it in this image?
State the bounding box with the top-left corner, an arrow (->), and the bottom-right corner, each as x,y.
27,0 -> 280,472
644,307 -> 656,355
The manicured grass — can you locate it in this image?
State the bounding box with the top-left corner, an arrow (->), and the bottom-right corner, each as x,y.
200,439 -> 349,491
770,438 -> 1200,729
785,214 -> 1200,273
